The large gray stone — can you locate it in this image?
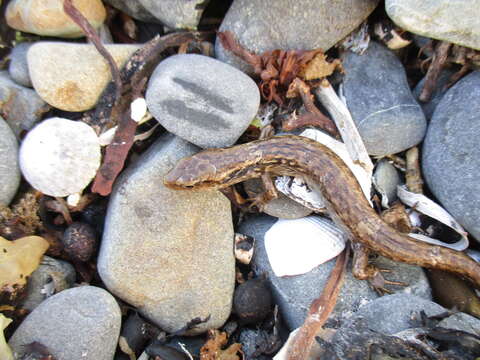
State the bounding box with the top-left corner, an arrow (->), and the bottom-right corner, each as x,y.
386,0 -> 480,50
0,71 -> 49,137
331,294 -> 446,358
8,42 -> 33,87
341,42 -> 427,156
422,71 -> 480,242
103,0 -> 158,23
98,134 -> 235,334
137,0 -> 207,29
216,0 -> 379,73
0,116 -> 20,205
146,54 -> 260,148
240,214 -> 431,330
9,286 -> 121,360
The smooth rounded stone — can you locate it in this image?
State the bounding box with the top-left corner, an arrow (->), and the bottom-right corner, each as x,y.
146,54 -> 260,148
341,41 -> 426,156
6,0 -> 106,38
98,134 -> 235,334
0,71 -> 49,137
240,214 -> 377,330
413,69 -> 456,120
103,0 -> 158,23
9,286 -> 121,360
215,0 -> 379,73
244,178 -> 312,219
331,294 -> 446,357
437,312 -> 480,336
373,159 -> 401,204
27,42 -> 140,112
386,0 -> 480,50
20,256 -> 76,312
422,71 -> 480,242
8,42 -> 33,87
137,0 -> 206,29
0,116 -> 20,205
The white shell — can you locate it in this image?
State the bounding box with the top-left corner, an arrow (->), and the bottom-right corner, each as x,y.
265,216 -> 347,277
19,117 -> 101,197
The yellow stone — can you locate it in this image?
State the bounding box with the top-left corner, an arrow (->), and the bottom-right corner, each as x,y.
6,0 -> 106,38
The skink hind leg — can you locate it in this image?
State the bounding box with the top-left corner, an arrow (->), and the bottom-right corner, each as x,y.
246,174 -> 278,212
352,243 -> 407,295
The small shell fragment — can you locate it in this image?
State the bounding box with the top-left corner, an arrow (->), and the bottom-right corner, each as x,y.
265,216 -> 347,277
19,118 -> 101,197
234,233 -> 255,265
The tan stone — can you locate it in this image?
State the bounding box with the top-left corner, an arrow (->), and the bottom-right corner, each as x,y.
28,42 -> 140,112
6,0 -> 106,38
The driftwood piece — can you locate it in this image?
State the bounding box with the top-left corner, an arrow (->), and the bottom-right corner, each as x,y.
419,41 -> 451,103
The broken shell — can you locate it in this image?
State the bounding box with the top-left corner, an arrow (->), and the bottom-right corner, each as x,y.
19,118 -> 101,197
265,216 -> 347,277
234,233 -> 255,265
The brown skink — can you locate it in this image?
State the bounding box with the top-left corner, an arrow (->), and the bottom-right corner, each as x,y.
164,135 -> 480,288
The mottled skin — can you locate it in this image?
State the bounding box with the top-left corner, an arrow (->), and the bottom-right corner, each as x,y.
164,135 -> 480,288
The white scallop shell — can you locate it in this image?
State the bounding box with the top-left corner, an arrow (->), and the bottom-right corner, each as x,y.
19,117 -> 101,197
264,216 -> 347,277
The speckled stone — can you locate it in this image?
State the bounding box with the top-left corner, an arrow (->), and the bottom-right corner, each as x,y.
138,0 -> 207,29
216,0 -> 379,73
0,116 -> 20,205
422,71 -> 480,242
98,134 -> 235,334
386,0 -> 480,50
27,42 -> 140,112
341,41 -> 427,156
0,71 -> 48,137
146,54 -> 260,148
6,0 -> 106,38
9,286 -> 121,360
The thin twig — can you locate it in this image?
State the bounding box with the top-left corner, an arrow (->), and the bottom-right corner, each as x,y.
419,41 -> 451,102
405,147 -> 424,194
63,0 -> 122,101
286,246 -> 349,360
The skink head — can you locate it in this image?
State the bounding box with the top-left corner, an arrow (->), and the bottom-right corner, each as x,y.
164,155 -> 219,190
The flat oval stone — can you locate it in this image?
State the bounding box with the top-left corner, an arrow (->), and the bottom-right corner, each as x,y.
6,0 -> 106,38
27,42 -> 140,112
146,54 -> 260,148
98,134 -> 235,334
9,286 -> 121,360
216,0 -> 379,73
386,0 -> 480,50
422,71 -> 480,242
0,116 -> 20,205
342,41 -> 427,156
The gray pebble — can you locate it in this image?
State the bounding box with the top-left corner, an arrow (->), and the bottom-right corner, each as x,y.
0,71 -> 49,137
8,42 -> 33,87
146,54 -> 260,148
341,41 -> 427,156
244,178 -> 312,219
137,0 -> 206,29
386,0 -> 480,50
21,256 -> 76,312
422,71 -> 480,242
437,312 -> 480,336
373,159 -> 401,204
216,0 -> 379,73
98,134 -> 235,334
9,286 -> 121,360
0,116 -> 20,205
